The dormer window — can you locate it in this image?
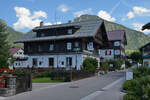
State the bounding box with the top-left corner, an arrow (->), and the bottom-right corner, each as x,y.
41,33 -> 45,37
68,29 -> 72,34
49,44 -> 54,51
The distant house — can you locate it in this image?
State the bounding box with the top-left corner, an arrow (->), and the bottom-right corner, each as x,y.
140,43 -> 150,67
15,20 -> 108,70
99,30 -> 127,62
9,47 -> 28,68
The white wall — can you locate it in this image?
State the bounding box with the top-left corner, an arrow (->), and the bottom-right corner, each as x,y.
13,60 -> 28,68
27,54 -> 83,70
13,49 -> 24,58
99,49 -> 114,60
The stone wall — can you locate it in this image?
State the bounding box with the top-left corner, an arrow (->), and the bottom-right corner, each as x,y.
0,74 -> 32,97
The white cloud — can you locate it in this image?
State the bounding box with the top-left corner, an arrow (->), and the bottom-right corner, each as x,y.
44,22 -> 52,26
97,10 -> 116,22
31,11 -> 47,19
57,4 -> 69,13
127,12 -> 134,19
73,8 -> 92,17
127,6 -> 150,19
54,22 -> 62,25
13,6 -> 50,31
132,22 -> 150,34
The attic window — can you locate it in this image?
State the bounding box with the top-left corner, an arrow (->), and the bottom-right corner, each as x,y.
68,29 -> 72,34
41,33 -> 45,37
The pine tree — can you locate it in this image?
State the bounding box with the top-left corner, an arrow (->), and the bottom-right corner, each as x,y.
0,22 -> 11,68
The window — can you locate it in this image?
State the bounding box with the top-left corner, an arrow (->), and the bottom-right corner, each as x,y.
68,29 -> 72,34
49,58 -> 54,67
41,33 -> 45,37
66,57 -> 72,66
75,42 -> 79,47
32,58 -> 38,67
88,42 -> 93,50
62,61 -> 64,65
114,41 -> 120,46
49,44 -> 54,51
115,50 -> 120,55
67,42 -> 72,50
39,61 -> 42,66
28,45 -> 32,52
38,45 -> 42,52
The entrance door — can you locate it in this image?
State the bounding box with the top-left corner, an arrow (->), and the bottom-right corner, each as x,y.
49,58 -> 54,68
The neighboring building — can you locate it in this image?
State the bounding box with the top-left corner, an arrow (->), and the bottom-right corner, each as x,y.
140,42 -> 150,67
99,30 -> 127,62
9,47 -> 28,68
15,20 -> 108,70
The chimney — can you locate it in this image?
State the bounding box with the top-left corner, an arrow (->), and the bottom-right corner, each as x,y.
40,21 -> 44,27
68,20 -> 71,23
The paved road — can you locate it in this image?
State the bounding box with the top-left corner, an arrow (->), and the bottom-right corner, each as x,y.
2,72 -> 125,100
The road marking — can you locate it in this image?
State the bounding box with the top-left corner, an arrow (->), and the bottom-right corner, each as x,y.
80,91 -> 103,100
102,78 -> 124,90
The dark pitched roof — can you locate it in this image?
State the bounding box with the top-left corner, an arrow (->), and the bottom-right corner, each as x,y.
140,42 -> 150,51
107,30 -> 127,45
15,20 -> 104,43
9,47 -> 21,55
142,22 -> 150,30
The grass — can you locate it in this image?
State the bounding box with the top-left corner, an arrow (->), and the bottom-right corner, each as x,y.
32,77 -> 64,83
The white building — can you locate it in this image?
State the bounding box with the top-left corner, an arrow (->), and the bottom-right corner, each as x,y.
9,47 -> 28,68
15,20 -> 108,70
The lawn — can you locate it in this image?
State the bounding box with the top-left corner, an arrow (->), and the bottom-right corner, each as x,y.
32,77 -> 63,83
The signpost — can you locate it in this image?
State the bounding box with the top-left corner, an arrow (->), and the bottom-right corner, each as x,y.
126,72 -> 133,80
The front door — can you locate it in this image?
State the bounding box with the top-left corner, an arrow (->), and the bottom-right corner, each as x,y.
49,58 -> 54,68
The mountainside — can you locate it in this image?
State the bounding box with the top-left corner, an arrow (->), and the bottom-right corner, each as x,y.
74,15 -> 150,50
0,19 -> 23,47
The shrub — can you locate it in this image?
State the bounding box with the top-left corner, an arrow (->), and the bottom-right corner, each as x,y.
123,76 -> 150,100
132,66 -> 150,79
82,57 -> 98,71
114,59 -> 123,70
123,94 -> 140,100
125,60 -> 132,68
101,61 -> 109,71
13,70 -> 32,75
35,71 -> 52,78
122,80 -> 139,92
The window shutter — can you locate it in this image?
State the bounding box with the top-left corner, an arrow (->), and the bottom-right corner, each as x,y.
105,50 -> 107,55
109,50 -> 111,55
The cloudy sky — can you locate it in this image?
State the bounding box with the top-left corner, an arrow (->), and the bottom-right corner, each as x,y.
0,0 -> 150,33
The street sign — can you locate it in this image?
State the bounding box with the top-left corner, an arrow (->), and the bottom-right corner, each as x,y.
126,72 -> 133,80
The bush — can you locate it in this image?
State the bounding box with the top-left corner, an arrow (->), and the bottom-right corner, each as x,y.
125,60 -> 132,68
122,80 -> 139,92
123,76 -> 150,100
114,59 -> 123,70
35,71 -> 52,78
82,57 -> 98,71
13,70 -> 32,75
101,61 -> 109,71
132,66 -> 150,79
123,94 -> 140,100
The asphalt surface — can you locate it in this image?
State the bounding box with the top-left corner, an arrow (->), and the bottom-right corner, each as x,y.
2,71 -> 125,100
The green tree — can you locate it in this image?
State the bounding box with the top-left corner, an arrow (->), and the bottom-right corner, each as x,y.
0,23 -> 12,68
130,52 -> 142,63
82,57 -> 98,71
